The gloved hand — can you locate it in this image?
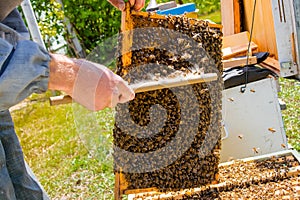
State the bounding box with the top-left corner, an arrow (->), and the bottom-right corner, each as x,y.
48,54 -> 135,111
108,0 -> 145,11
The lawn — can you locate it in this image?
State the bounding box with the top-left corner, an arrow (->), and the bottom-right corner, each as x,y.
278,78 -> 300,150
11,93 -> 115,199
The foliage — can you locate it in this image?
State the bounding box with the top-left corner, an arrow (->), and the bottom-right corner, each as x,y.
28,0 -> 220,56
61,0 -> 121,55
28,0 -> 120,56
12,98 -> 115,199
29,0 -> 65,50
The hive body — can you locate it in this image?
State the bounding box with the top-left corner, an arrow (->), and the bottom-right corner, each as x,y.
113,11 -> 223,192
129,152 -> 300,199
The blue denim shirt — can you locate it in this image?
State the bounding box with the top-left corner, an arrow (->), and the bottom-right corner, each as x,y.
0,14 -> 50,111
0,8 -> 50,200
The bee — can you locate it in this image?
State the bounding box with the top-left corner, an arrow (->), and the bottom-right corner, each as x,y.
238,135 -> 243,139
228,98 -> 234,102
252,147 -> 260,154
268,128 -> 276,133
115,12 -> 223,192
228,157 -> 235,161
213,149 -> 221,155
149,54 -> 156,60
181,53 -> 192,60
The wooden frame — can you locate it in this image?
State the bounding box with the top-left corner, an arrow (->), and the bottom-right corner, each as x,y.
114,3 -> 223,200
222,56 -> 257,68
127,150 -> 300,200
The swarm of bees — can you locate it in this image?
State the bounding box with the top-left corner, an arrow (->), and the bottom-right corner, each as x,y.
113,14 -> 223,191
130,154 -> 300,199
182,154 -> 300,199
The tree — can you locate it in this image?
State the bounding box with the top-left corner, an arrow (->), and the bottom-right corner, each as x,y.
27,0 -> 64,50
28,0 -> 220,57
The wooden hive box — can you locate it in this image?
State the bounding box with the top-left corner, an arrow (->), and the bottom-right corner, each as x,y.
128,150 -> 300,199
113,3 -> 223,199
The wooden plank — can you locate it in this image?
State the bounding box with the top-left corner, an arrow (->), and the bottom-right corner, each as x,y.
222,56 -> 257,68
115,171 -> 130,200
293,0 -> 300,68
49,95 -> 72,106
259,63 -> 280,75
131,73 -> 218,93
233,0 -> 241,34
291,32 -> 297,63
121,2 -> 134,70
114,172 -> 121,200
262,57 -> 281,70
221,0 -> 241,36
222,41 -> 258,60
119,172 -> 129,197
221,0 -> 235,36
219,150 -> 298,167
260,56 -> 281,75
125,187 -> 159,195
242,0 -> 278,58
222,31 -> 250,49
157,1 -> 177,10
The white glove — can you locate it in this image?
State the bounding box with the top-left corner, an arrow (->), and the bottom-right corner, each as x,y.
48,54 -> 135,111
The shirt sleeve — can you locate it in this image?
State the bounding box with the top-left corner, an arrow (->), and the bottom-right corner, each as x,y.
0,38 -> 50,111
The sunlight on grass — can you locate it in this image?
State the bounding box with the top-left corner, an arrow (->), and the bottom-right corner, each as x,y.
12,100 -> 115,199
278,78 -> 300,151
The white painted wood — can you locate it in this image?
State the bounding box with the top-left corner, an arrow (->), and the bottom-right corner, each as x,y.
21,0 -> 46,49
292,0 -> 300,79
220,149 -> 300,166
220,78 -> 288,162
221,0 -> 234,36
271,0 -> 298,77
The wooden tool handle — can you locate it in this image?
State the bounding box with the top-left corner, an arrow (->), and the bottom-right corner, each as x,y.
49,95 -> 73,106
49,73 -> 217,106
130,73 -> 217,93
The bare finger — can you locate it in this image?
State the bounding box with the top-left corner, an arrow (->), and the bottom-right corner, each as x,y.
133,0 -> 145,11
108,0 -> 125,11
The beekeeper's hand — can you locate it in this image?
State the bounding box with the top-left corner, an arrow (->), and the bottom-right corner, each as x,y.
108,0 -> 145,11
48,54 -> 135,111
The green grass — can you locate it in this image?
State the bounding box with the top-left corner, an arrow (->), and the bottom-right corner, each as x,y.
11,95 -> 115,200
198,9 -> 221,24
278,78 -> 300,151
10,77 -> 299,199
